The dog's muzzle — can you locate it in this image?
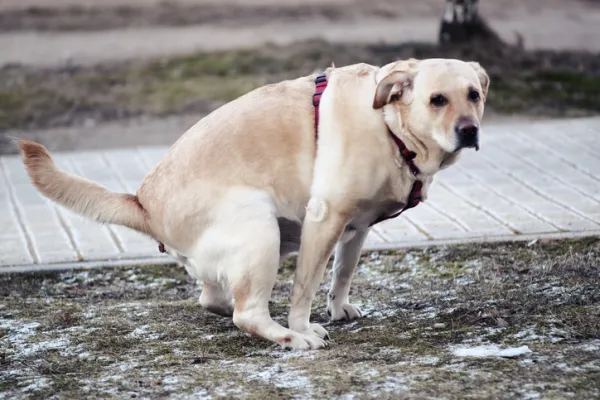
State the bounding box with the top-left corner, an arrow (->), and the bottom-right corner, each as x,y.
455,120 -> 480,151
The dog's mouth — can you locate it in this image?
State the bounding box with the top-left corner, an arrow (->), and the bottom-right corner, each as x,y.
455,137 -> 480,152
454,143 -> 480,153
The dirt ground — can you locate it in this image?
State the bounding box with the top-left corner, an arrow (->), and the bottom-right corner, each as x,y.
1,237 -> 599,398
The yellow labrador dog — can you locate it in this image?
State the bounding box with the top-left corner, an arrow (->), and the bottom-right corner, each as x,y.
18,58 -> 489,350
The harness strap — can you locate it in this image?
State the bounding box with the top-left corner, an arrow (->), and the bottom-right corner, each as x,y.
313,73 -> 328,137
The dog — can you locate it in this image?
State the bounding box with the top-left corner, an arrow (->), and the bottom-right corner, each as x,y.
18,58 -> 489,350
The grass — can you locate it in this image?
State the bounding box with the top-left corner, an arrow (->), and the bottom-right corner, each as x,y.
1,237 -> 599,398
1,40 -> 600,134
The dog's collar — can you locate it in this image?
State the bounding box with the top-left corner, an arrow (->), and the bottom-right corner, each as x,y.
368,128 -> 423,227
387,128 -> 420,177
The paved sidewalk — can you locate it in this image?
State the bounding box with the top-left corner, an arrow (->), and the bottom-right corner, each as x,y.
2,117 -> 600,271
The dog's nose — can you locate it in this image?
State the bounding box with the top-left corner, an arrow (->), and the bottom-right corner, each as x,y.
459,124 -> 478,138
455,121 -> 479,151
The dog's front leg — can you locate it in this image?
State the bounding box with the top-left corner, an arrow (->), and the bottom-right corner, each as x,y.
327,228 -> 369,321
288,198 -> 349,339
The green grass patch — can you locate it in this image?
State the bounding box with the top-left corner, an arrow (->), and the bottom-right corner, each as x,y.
1,40 -> 600,134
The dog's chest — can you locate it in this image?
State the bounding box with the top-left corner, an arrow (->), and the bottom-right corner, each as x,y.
351,172 -> 433,229
347,200 -> 407,231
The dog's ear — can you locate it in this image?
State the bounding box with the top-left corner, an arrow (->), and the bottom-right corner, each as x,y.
372,70 -> 416,110
468,62 -> 490,99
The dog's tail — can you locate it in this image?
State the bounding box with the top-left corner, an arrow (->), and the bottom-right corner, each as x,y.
17,140 -> 152,236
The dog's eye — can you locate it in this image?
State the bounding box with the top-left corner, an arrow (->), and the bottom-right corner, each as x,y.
468,90 -> 480,103
430,94 -> 448,107
390,93 -> 401,102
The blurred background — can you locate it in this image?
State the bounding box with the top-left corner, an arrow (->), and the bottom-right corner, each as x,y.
0,0 -> 599,154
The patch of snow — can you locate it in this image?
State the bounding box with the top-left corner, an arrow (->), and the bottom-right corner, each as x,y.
522,391 -> 542,400
450,344 -> 532,358
118,362 -> 138,372
213,384 -> 245,397
170,387 -> 211,400
59,343 -> 86,357
454,276 -> 475,286
372,278 -> 400,289
415,356 -> 440,365
64,325 -> 84,333
440,361 -> 468,372
107,302 -> 151,317
162,374 -> 184,392
172,348 -> 185,356
364,369 -> 380,378
266,348 -> 316,360
579,340 -> 600,352
513,325 -> 568,344
361,305 -> 400,320
371,373 -> 410,393
21,377 -> 51,393
554,363 -> 584,373
378,347 -> 402,356
352,325 -> 386,335
162,375 -> 179,385
0,320 -> 40,344
126,325 -> 162,341
416,307 -> 439,320
513,328 -> 544,342
548,326 -> 568,343
582,362 -> 600,371
1,319 -> 73,358
227,361 -> 314,394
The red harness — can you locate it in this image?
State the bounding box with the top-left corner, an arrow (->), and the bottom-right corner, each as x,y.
157,73 -> 423,253
312,73 -> 423,227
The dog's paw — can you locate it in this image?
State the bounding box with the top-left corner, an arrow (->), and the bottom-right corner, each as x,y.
279,331 -> 328,350
328,302 -> 362,322
310,323 -> 330,340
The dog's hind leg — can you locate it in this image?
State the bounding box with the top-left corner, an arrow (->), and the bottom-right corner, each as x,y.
227,214 -> 327,350
189,190 -> 327,350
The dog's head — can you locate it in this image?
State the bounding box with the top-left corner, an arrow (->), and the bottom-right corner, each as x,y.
373,58 -> 489,154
